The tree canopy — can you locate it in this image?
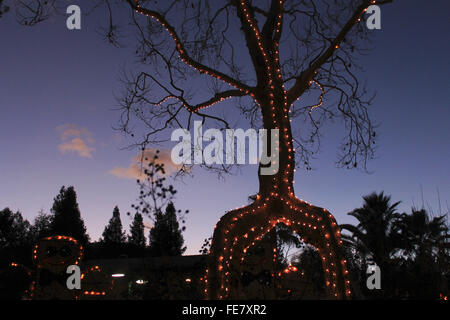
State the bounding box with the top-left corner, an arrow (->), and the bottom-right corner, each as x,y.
29,210 -> 53,242
0,208 -> 31,250
128,212 -> 147,248
149,202 -> 186,256
102,206 -> 126,244
341,192 -> 449,299
50,186 -> 89,245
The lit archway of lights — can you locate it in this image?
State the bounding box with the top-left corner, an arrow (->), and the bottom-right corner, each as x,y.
205,196 -> 351,299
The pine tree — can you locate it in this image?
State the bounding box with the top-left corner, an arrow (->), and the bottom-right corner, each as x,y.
50,186 -> 89,245
149,202 -> 186,256
128,213 -> 146,248
102,206 -> 125,244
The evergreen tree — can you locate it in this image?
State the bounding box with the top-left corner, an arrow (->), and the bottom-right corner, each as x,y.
0,208 -> 31,249
0,208 -> 33,267
128,213 -> 146,248
29,210 -> 53,242
102,206 -> 125,244
129,151 -> 189,255
50,186 -> 89,245
149,202 -> 186,256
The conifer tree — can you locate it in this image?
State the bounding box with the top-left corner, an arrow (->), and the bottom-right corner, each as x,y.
50,186 -> 89,245
128,212 -> 146,248
102,206 -> 126,244
148,202 -> 186,256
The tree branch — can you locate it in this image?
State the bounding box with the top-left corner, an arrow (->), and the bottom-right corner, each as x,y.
128,0 -> 253,95
286,0 -> 389,106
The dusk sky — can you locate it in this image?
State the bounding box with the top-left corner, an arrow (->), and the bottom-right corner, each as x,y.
1,0 -> 449,255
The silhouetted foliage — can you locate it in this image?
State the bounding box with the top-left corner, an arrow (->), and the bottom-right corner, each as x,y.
102,206 -> 126,244
129,150 -> 188,256
0,208 -> 31,251
392,208 -> 449,298
149,202 -> 186,256
129,150 -> 177,219
0,208 -> 33,298
341,192 -> 449,299
199,236 -> 212,255
274,223 -> 303,267
394,209 -> 448,260
0,207 -> 33,267
29,210 -> 53,242
128,212 -> 146,248
340,192 -> 401,268
50,186 -> 89,245
293,245 -> 326,296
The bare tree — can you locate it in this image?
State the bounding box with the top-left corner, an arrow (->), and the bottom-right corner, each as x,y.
13,0 -> 393,299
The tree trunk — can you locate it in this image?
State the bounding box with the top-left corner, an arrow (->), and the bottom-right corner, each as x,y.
206,96 -> 351,300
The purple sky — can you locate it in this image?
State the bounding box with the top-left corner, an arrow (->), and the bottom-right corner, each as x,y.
1,1 -> 449,255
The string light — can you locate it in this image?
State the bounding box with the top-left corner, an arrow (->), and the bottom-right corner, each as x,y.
29,236 -> 84,299
134,0 -> 253,112
33,235 -> 83,267
80,265 -> 113,299
308,80 -> 325,114
131,0 -> 378,300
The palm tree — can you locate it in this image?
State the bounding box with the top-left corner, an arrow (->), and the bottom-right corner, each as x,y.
394,209 -> 448,260
392,209 -> 449,298
340,192 -> 401,269
341,193 -> 449,299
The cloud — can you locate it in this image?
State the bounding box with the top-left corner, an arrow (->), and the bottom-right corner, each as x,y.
59,138 -> 94,158
143,221 -> 153,229
57,124 -> 95,158
109,163 -> 148,180
109,148 -> 182,180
